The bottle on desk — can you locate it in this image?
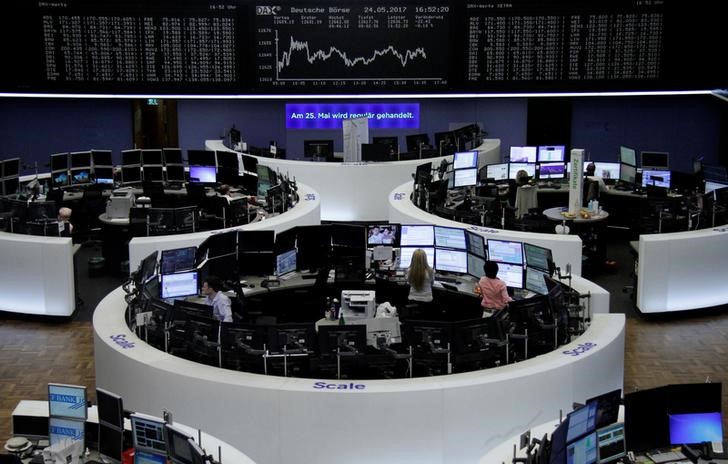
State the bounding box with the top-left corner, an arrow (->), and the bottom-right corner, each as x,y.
338,309 -> 345,325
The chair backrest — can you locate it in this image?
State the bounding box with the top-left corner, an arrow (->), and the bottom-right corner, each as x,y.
514,184 -> 538,219
583,178 -> 600,204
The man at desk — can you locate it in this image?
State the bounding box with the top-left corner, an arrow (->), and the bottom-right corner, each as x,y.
57,207 -> 73,236
201,276 -> 233,322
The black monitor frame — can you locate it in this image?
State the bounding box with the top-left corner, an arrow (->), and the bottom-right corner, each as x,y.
187,149 -> 216,167
121,149 -> 141,166
372,136 -> 399,154
50,152 -> 69,171
303,139 -> 335,159
95,388 -> 124,429
91,149 -> 113,167
318,325 -> 367,355
267,322 -> 317,354
405,133 -> 430,153
162,148 -> 183,165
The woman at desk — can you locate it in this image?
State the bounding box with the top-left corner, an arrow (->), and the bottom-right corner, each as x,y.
475,261 -> 512,311
406,248 -> 434,303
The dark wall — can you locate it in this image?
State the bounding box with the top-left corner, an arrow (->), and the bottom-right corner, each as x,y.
0,95 -> 723,176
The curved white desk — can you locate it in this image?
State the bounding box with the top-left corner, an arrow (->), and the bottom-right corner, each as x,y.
637,227 -> 728,313
206,138 -> 501,222
388,182 -> 585,276
0,231 -> 75,316
94,286 -> 623,464
128,182 -> 320,274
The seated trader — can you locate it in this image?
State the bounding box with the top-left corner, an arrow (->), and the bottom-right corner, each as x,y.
57,207 -> 73,235
475,261 -> 512,311
585,162 -> 607,196
218,184 -> 234,204
406,248 -> 434,303
201,276 -> 233,323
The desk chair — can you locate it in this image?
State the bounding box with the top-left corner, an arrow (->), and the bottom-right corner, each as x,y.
514,184 -> 538,219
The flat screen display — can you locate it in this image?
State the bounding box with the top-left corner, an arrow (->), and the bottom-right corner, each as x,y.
596,423 -> 626,464
166,165 -> 186,183
160,247 -> 197,274
641,151 -> 669,170
160,271 -> 198,299
487,239 -> 523,265
70,168 -> 91,185
567,403 -> 597,443
398,246 -> 434,269
96,388 -> 123,429
509,162 -> 536,180
49,416 -> 85,446
524,243 -> 551,271
165,424 -> 194,464
276,249 -> 297,276
163,148 -> 183,165
497,262 -> 524,288
509,146 -> 537,163
131,413 -> 167,456
70,151 -> 91,168
641,169 -> 671,189
122,149 -> 141,166
465,231 -> 486,258
619,146 -> 636,166
539,162 -> 565,180
486,163 -> 509,181
434,226 -> 466,249
591,162 -> 620,180
189,165 -> 216,183
141,149 -> 163,166
619,164 -> 636,184
705,180 -> 728,194
566,431 -> 597,464
453,168 -> 478,187
525,267 -> 548,295
669,412 -> 723,445
400,225 -> 434,247
122,166 -> 142,184
98,423 -> 123,463
51,153 -> 68,171
94,167 -> 114,184
537,145 -> 566,162
48,383 -> 87,420
187,150 -> 216,167
92,150 -> 113,166
467,254 -> 485,279
52,171 -> 70,187
367,224 -> 398,246
434,248 -> 467,274
453,151 -> 478,169
135,451 -> 168,464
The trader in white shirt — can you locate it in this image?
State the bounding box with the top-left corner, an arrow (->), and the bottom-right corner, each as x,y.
201,276 -> 233,323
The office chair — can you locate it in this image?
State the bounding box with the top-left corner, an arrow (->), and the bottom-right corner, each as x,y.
514,184 -> 538,219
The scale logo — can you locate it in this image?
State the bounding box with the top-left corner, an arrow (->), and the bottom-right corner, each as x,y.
394,192 -> 405,201
313,381 -> 366,390
110,334 -> 135,349
563,342 -> 596,357
304,193 -> 317,201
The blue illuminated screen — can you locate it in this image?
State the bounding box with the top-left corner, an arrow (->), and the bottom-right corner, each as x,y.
48,383 -> 87,420
285,103 -> 420,129
453,151 -> 478,169
641,170 -> 671,189
537,145 -> 566,162
566,431 -> 597,464
160,271 -> 198,299
49,417 -> 85,446
669,412 -> 723,445
135,451 -> 168,464
276,249 -> 297,276
487,239 -> 523,265
189,165 -> 216,183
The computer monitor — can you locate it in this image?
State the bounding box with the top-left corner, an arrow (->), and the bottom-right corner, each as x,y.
434,226 -> 466,250
405,133 -> 430,152
596,423 -> 626,464
187,149 -> 216,167
640,151 -> 669,170
165,423 -> 194,464
497,262 -> 524,288
122,149 -> 142,166
618,163 -> 636,185
509,146 -> 537,163
160,271 -> 198,299
361,143 -> 390,162
641,169 -> 671,189
276,249 -> 297,277
189,440 -> 206,464
537,145 -> 566,162
453,151 -> 478,170
238,230 -> 275,252
98,423 -> 123,464
367,223 -> 399,247
591,162 -> 620,180
267,322 -> 316,353
398,246 -> 434,269
48,416 -> 85,446
509,162 -> 536,180
90,149 -> 112,166
467,254 -> 486,279
2,178 -> 19,195
318,325 -> 367,355
136,251 -> 159,285
188,165 -> 216,184
197,231 -> 237,260
400,225 -> 434,247
163,148 -> 183,165
414,162 -> 432,187
229,126 -> 241,146
166,165 -> 186,183
373,136 -> 399,154
48,383 -> 87,420
95,388 -> 123,429
216,150 -> 239,170
435,248 -> 467,274
1,158 -> 19,178
52,171 -> 70,187
567,402 -> 597,443
402,320 -> 453,353
303,139 -> 334,158
70,151 -> 91,168
135,451 -> 168,464
586,388 -> 622,430
538,162 -> 565,180
487,239 -> 524,265
143,166 -> 165,182
122,166 -> 142,184
131,413 -> 167,456
566,431 -> 597,464
241,155 -> 257,173
28,201 -> 58,221
669,412 -> 723,445
93,167 -> 114,185
70,168 -> 91,185
486,163 -> 509,181
705,180 -> 728,194
50,152 -> 69,171
619,146 -> 636,166
525,267 -> 549,295
160,247 -> 197,274
465,230 -> 486,258
524,243 -> 552,272
453,167 -> 478,188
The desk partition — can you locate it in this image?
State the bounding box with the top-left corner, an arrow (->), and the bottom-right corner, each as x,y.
388,181 -> 585,276
206,138 -> 501,222
128,182 -> 320,274
637,228 -> 728,313
0,231 -> 75,316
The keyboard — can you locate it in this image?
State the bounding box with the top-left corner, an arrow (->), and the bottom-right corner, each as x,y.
646,450 -> 687,463
435,275 -> 460,284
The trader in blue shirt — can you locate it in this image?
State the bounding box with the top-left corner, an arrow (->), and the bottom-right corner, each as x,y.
201,276 -> 233,323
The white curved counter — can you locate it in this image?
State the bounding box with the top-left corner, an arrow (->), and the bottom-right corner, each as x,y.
0,231 -> 75,316
637,227 -> 728,313
128,182 -> 320,274
94,286 -> 623,464
388,181 -> 585,276
206,138 -> 501,222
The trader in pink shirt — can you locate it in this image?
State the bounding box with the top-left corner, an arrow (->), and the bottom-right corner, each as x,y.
475,261 -> 513,310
